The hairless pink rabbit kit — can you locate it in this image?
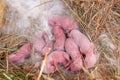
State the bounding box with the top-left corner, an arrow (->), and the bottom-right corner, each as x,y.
2,0 -> 98,74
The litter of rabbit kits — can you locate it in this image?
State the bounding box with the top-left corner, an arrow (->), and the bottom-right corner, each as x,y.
0,0 -> 119,80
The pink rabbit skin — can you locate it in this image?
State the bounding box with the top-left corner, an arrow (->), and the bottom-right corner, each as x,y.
65,38 -> 83,71
49,15 -> 79,33
52,26 -> 66,51
8,43 -> 31,63
69,29 -> 97,68
43,50 -> 70,74
39,43 -> 53,56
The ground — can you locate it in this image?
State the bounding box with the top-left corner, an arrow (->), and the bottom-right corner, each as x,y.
0,0 -> 120,80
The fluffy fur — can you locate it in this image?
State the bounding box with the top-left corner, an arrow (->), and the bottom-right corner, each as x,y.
2,0 -> 69,40
1,0 -> 70,66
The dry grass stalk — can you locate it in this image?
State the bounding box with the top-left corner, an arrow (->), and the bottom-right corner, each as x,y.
0,0 -> 5,28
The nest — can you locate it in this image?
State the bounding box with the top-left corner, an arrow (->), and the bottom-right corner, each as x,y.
0,0 -> 120,80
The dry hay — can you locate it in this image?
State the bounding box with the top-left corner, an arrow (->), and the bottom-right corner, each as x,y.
0,0 -> 5,28
0,0 -> 120,80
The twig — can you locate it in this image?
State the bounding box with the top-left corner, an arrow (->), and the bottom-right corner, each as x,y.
37,48 -> 51,80
82,67 -> 95,80
3,73 -> 12,80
